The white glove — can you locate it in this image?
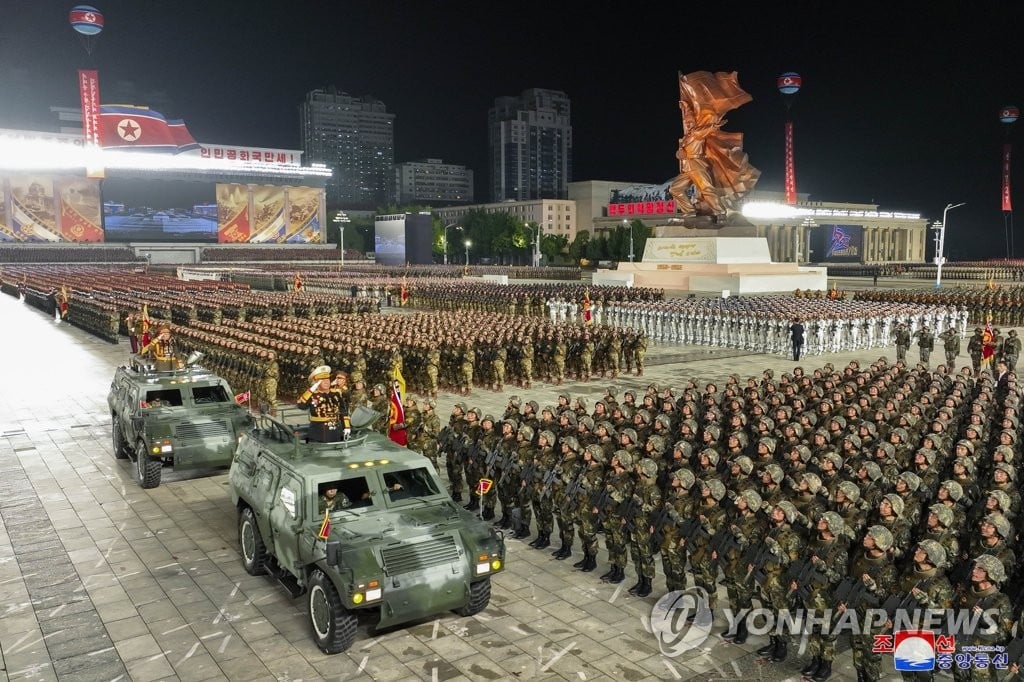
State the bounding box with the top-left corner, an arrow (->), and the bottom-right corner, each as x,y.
343,428 -> 351,439
309,383 -> 320,393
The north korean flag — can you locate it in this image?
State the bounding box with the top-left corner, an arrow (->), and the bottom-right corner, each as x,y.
99,105 -> 199,154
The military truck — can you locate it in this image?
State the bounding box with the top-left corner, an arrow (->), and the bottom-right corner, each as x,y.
228,408 -> 505,654
108,358 -> 251,488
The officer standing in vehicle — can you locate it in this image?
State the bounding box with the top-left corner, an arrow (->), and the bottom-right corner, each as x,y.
297,365 -> 351,443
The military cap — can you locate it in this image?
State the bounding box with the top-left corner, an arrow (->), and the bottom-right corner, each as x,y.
639,459 -> 658,478
836,481 -> 861,503
699,448 -> 720,467
732,455 -> 754,475
613,450 -> 634,469
309,365 -> 332,381
974,554 -> 1007,583
761,463 -> 784,484
672,469 -> 696,488
774,501 -> 800,524
866,525 -> 894,551
561,436 -> 580,453
738,489 -> 762,511
882,493 -> 905,518
928,504 -> 954,528
702,478 -> 726,501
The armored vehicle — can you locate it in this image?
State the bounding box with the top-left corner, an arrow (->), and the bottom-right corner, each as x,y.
108,358 -> 251,488
229,408 -> 505,654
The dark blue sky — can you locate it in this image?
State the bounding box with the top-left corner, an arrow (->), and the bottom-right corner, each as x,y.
2,1 -> 1023,258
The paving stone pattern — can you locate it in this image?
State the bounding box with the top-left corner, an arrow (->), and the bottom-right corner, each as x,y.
0,291 -> 943,681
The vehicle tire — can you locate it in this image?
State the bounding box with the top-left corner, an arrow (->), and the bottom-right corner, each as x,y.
135,441 -> 162,489
239,507 -> 268,576
455,577 -> 491,616
111,416 -> 129,460
308,569 -> 358,654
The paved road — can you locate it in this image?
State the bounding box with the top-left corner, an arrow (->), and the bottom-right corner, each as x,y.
0,292 -> 943,681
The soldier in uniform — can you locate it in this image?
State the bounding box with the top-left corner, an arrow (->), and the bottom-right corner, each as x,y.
798,512 -> 850,682
660,469 -> 698,593
686,478 -> 728,609
913,324 -> 935,367
509,424 -> 535,540
296,365 -> 351,443
550,436 -> 582,560
844,525 -> 899,682
951,555 -> 1015,682
529,429 -> 558,551
419,399 -> 441,470
139,325 -> 182,372
573,444 -> 606,572
968,327 -> 984,374
719,489 -> 766,645
598,450 -> 635,584
627,459 -> 661,597
755,501 -> 806,664
895,323 -> 911,362
1002,329 -> 1021,372
937,328 -> 959,370
444,403 -> 468,501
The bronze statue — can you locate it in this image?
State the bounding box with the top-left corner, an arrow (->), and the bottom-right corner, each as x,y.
669,71 -> 760,221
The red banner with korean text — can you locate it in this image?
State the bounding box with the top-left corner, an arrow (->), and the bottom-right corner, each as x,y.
78,70 -> 101,147
1003,143 -> 1013,212
784,121 -> 796,205
216,183 -> 250,242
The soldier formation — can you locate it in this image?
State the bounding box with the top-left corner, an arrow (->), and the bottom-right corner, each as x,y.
430,360 -> 1024,681
856,286 -> 1024,326
602,298 -> 967,358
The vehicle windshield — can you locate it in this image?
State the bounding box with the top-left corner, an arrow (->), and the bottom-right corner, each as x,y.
379,467 -> 443,505
191,384 -> 231,404
144,389 -> 183,407
317,476 -> 374,516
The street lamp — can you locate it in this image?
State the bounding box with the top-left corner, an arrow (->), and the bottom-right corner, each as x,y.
624,219 -> 635,262
524,223 -> 542,267
443,223 -> 461,265
464,239 -> 471,266
333,211 -> 351,268
934,202 -> 965,288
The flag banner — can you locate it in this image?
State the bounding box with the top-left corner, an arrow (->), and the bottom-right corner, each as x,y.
141,303 -> 151,347
582,291 -> 592,324
234,390 -> 250,405
216,183 -> 251,242
56,177 -> 103,242
99,105 -> 198,154
78,70 -> 102,147
9,175 -> 61,242
1003,143 -> 1013,212
388,366 -> 407,447
249,185 -> 286,243
784,121 -> 797,205
293,273 -> 303,291
317,510 -> 331,540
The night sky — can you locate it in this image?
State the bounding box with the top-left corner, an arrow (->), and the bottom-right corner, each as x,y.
2,1 -> 1023,259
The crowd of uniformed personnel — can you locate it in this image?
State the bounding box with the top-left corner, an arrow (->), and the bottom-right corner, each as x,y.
856,286 -> 1024,326
403,281 -> 663,316
425,358 -> 1024,681
157,311 -> 650,411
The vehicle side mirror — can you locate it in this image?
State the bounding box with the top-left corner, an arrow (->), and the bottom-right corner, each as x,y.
326,541 -> 340,567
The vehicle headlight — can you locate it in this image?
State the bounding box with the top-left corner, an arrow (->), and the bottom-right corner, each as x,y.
475,562 -> 491,575
352,593 -> 364,604
491,559 -> 502,571
365,588 -> 382,601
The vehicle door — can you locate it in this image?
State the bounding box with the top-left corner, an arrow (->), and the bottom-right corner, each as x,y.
251,457 -> 280,553
127,386 -> 144,443
269,472 -> 304,577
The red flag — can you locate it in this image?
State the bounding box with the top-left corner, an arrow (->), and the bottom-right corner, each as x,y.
388,367 -> 407,447
317,510 -> 331,540
582,291 -> 592,324
234,390 -> 250,405
1002,143 -> 1013,212
99,105 -> 198,154
78,70 -> 101,147
784,121 -> 797,205
294,273 -> 303,291
140,304 -> 151,348
400,278 -> 408,306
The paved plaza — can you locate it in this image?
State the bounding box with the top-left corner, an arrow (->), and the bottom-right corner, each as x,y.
0,291 -> 953,682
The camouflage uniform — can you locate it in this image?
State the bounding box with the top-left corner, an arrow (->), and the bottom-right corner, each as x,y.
661,470 -> 698,593
720,489 -> 765,644
419,401 -> 441,470
627,459 -> 662,597
848,526 -> 899,682
598,451 -> 635,584
799,513 -> 850,680
687,479 -> 727,609
551,437 -> 583,560
529,431 -> 558,550
951,555 -> 1014,682
755,502 -> 806,663
573,445 -> 606,572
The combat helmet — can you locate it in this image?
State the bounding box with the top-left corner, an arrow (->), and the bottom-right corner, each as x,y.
865,525 -> 894,551
974,554 -> 1007,584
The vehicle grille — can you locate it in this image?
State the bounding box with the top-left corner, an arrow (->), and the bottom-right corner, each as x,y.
175,420 -> 231,442
381,536 -> 460,576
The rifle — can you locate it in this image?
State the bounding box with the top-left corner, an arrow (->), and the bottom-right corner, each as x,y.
539,467 -> 560,500
647,507 -> 672,552
708,526 -> 742,567
677,515 -> 709,549
743,542 -> 780,586
483,448 -> 502,481
519,462 -> 539,487
590,488 -> 613,521
880,578 -> 933,621
832,577 -> 880,611
784,557 -> 829,603
617,496 -> 644,531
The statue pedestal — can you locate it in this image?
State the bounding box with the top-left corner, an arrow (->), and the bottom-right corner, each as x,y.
607,237 -> 826,294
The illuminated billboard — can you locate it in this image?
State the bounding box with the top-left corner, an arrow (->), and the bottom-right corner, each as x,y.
0,175 -> 103,242
216,184 -> 324,243
812,224 -> 864,263
103,178 -> 218,242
